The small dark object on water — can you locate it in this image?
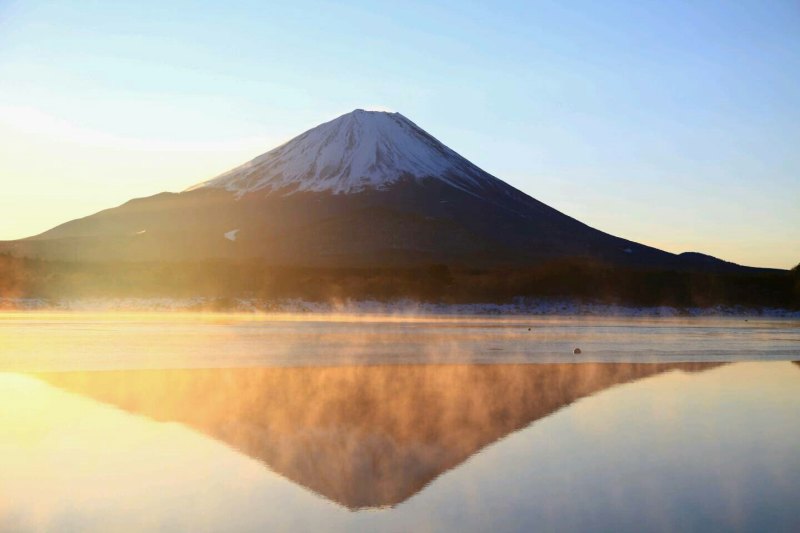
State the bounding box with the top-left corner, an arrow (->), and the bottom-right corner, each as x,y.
573,348 -> 582,355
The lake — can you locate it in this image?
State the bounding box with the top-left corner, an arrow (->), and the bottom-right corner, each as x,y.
1,313 -> 799,532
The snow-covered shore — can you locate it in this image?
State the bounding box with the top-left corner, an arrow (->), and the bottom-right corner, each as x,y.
2,297 -> 799,318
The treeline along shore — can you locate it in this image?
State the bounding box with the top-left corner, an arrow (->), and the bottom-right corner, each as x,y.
2,253 -> 798,310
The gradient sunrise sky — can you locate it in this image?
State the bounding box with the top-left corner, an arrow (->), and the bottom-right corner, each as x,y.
1,0 -> 798,268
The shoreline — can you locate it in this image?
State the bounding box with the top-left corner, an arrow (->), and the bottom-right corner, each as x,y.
2,297 -> 799,318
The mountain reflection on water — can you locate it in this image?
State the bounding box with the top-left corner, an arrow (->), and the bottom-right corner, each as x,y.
36,362 -> 723,509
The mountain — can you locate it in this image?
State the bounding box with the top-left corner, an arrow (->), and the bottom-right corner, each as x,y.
0,109 -> 751,270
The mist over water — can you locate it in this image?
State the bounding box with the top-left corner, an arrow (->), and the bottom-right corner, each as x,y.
1,312 -> 799,371
1,313 -> 799,531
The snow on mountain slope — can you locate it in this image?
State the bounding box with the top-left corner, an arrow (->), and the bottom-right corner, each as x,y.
187,109 -> 502,197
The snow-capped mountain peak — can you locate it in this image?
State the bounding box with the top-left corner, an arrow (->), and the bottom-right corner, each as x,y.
187,109 -> 499,196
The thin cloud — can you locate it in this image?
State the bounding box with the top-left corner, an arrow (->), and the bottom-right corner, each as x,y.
0,105 -> 274,153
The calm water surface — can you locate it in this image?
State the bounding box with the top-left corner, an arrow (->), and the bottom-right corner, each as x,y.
1,313 -> 798,532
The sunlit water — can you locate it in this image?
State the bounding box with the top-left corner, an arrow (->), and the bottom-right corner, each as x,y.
1,313 -> 799,532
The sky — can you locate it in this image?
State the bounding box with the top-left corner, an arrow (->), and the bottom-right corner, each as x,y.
0,0 -> 798,268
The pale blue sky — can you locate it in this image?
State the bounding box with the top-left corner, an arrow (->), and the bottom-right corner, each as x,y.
1,0 -> 798,267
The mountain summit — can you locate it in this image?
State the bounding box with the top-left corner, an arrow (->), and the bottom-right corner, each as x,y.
187,109 -> 501,197
2,110 -> 748,270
